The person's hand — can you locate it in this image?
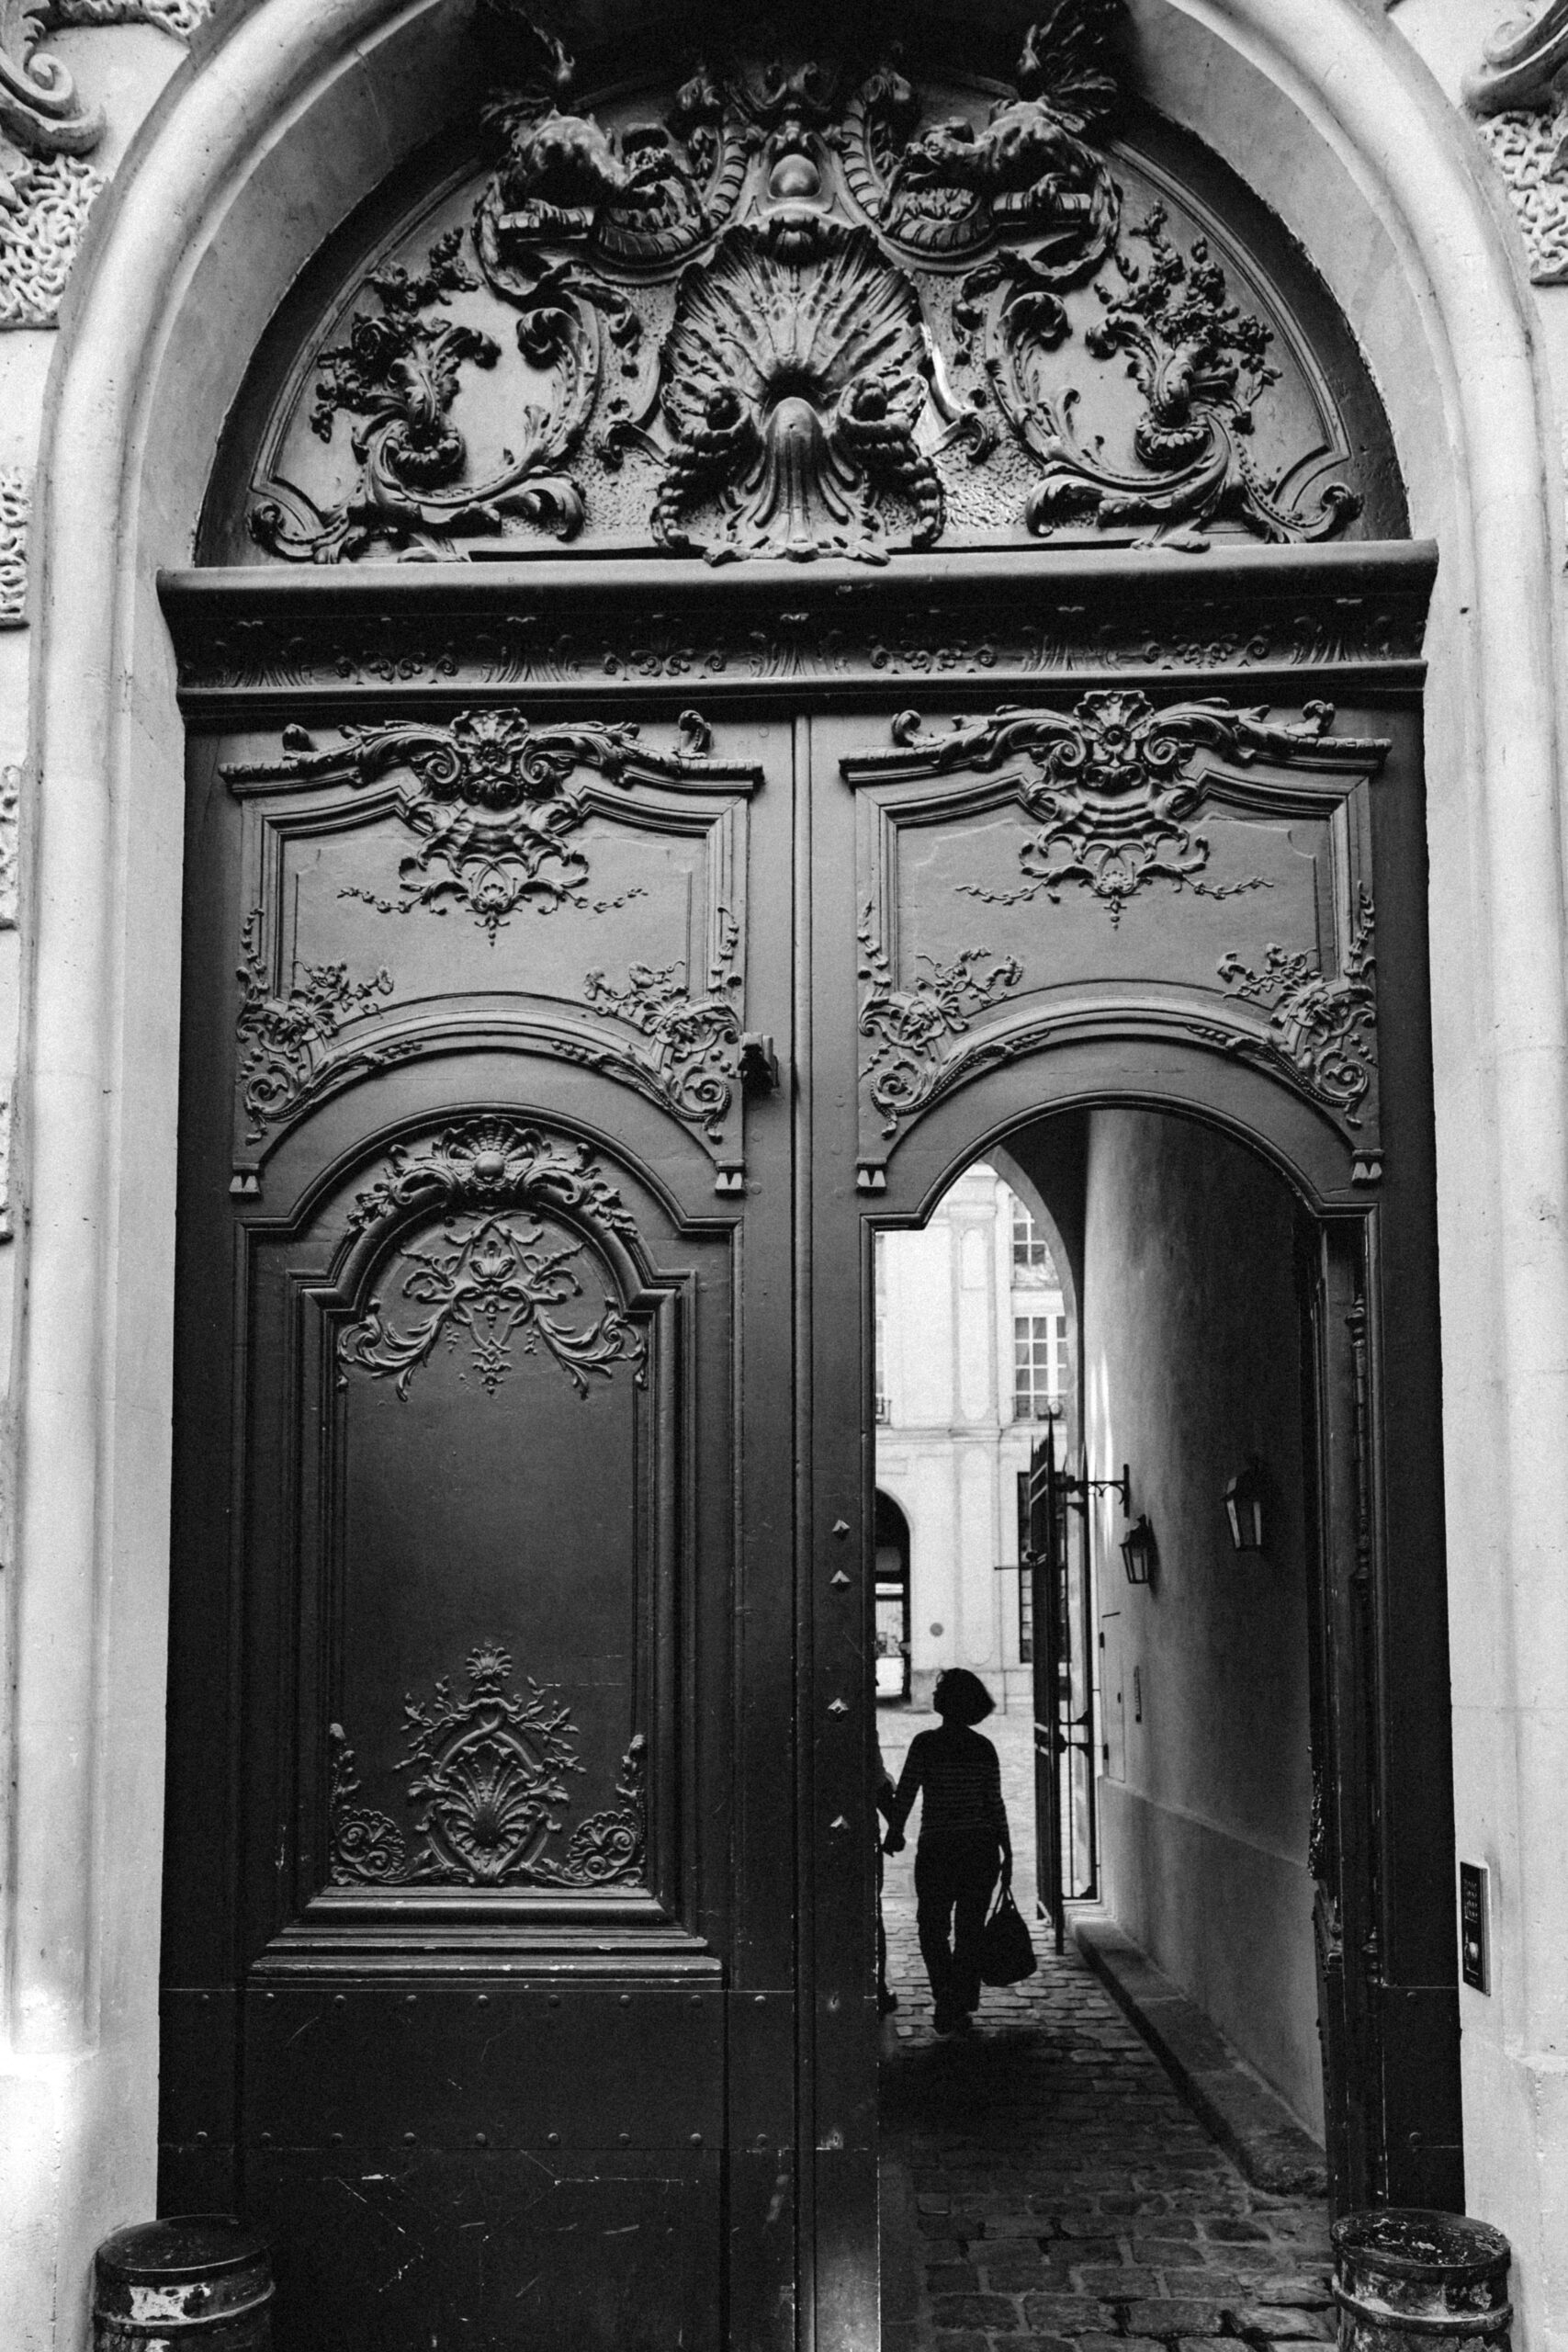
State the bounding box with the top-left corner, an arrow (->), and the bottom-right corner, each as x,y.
883,1831 -> 905,1855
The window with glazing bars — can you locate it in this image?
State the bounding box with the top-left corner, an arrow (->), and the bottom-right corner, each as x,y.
1014,1311 -> 1068,1421
1010,1200 -> 1058,1285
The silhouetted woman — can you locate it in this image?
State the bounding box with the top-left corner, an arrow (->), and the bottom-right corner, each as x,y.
883,1668 -> 1011,2035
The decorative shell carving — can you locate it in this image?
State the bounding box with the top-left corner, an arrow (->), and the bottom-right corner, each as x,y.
329,1645 -> 647,1891
655,217 -> 940,563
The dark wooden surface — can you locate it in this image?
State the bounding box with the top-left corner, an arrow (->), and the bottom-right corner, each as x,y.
160,546 -> 1458,2349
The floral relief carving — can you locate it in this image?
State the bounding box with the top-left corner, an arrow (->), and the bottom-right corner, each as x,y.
584,910 -> 742,1141
339,1205 -> 644,1399
0,465 -> 27,623
870,692 -> 1382,927
250,231 -> 535,562
235,909 -> 394,1144
229,707 -> 737,942
858,902 -> 1023,1137
328,1644 -> 646,1890
975,206 -> 1360,544
1217,889 -> 1377,1127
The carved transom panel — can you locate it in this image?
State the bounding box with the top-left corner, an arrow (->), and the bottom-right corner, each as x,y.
222,2 -> 1389,569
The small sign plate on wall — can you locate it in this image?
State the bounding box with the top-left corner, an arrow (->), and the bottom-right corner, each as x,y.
1460,1861 -> 1490,1994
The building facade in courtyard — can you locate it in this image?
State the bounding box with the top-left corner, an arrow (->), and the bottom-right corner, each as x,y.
875,1164 -> 1072,1710
3,2 -> 1568,2346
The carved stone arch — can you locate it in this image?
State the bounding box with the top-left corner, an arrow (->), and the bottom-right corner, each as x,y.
13,0 -> 1567,2342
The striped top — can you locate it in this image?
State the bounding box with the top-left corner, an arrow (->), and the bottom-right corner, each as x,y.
887,1725 -> 1008,1844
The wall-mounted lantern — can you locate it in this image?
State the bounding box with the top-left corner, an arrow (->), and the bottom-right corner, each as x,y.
1120,1513 -> 1158,1587
1224,1457 -> 1267,1555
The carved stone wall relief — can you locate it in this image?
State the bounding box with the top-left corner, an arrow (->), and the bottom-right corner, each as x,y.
239,5 -> 1375,564
328,1645 -> 647,1890
1462,6 -> 1568,283
0,150 -> 101,326
0,1 -> 209,333
0,466 -> 28,622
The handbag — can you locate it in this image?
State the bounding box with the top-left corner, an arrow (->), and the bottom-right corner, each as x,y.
978,1882 -> 1037,1986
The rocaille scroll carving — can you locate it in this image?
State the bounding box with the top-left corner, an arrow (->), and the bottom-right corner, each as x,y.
849,695 -> 1386,1159
584,910 -> 743,1142
864,692 -> 1381,926
249,2 -> 1367,564
858,909 -> 1024,1138
235,909 -> 394,1144
340,1116 -> 645,1399
328,1645 -> 647,1890
340,1209 -> 644,1399
227,705 -> 736,942
1217,889 -> 1377,1127
344,1114 -> 637,1241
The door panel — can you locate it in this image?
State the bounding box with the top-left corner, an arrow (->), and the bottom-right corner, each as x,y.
162,700 -> 794,2351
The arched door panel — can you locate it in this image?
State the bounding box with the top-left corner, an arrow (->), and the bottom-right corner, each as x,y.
161,689 -> 799,2350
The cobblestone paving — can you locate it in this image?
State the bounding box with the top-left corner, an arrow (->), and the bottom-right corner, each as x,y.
879,1707 -> 1334,2352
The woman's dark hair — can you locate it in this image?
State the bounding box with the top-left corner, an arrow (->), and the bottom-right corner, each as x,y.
932,1668 -> 995,1725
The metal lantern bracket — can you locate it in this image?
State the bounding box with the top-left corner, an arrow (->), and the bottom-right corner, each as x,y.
1052,1460 -> 1131,1521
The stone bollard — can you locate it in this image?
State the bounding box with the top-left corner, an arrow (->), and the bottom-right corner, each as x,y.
1332,2210 -> 1512,2352
93,2217 -> 274,2352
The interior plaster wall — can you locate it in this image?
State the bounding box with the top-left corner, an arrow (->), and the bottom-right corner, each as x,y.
1084,1108 -> 1322,2140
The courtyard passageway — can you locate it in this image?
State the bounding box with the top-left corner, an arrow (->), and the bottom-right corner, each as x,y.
879,1711 -> 1336,2352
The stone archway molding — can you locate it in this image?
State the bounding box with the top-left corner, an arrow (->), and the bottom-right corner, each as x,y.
6,1 -> 1563,2343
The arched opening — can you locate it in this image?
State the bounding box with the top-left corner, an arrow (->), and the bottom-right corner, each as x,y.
875,1101 -> 1336,2337
874,1491 -> 912,1704
14,0 -> 1561,2341
152,9 -> 1452,2335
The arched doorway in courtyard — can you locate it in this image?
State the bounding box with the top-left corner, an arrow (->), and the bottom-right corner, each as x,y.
873,1104 -> 1342,2339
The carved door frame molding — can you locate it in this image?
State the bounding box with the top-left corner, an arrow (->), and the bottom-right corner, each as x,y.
10,1 -> 1565,2342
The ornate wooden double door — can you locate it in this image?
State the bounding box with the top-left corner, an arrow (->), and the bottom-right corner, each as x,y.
156,7 -> 1460,2343
158,542 -> 1449,2350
